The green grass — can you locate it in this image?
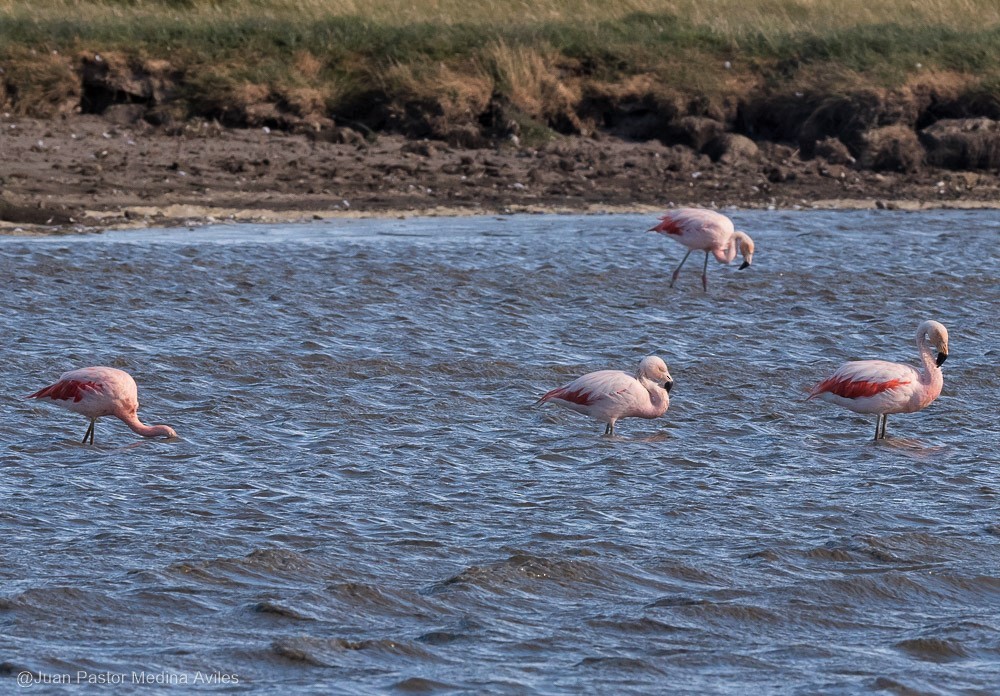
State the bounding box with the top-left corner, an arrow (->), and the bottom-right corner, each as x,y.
2,0 -> 998,129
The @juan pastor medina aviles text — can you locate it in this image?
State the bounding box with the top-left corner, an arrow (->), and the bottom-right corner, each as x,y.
17,671 -> 239,687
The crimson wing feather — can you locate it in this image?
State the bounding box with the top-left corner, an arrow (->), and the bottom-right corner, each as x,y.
28,379 -> 103,403
538,370 -> 634,406
809,360 -> 915,400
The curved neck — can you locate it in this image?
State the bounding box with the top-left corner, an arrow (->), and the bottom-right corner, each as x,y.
717,237 -> 738,263
638,375 -> 669,412
729,231 -> 750,261
916,329 -> 941,385
119,412 -> 172,438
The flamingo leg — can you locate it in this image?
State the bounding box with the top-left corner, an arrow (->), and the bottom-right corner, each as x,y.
82,418 -> 95,445
880,415 -> 888,440
701,251 -> 710,292
604,422 -> 615,436
669,250 -> 693,288
873,414 -> 887,441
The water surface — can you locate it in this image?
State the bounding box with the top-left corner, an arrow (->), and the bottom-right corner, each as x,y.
1,210 -> 998,693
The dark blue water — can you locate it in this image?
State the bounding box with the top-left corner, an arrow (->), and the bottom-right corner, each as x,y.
1,210 -> 998,693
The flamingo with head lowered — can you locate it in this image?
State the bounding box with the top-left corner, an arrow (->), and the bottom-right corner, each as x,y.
808,321 -> 950,441
537,355 -> 673,436
648,208 -> 754,291
28,366 -> 177,444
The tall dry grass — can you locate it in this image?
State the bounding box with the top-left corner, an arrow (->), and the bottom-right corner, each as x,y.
2,0 -> 998,34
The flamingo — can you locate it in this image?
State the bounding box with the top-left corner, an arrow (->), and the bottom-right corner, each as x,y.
648,208 -> 755,291
537,355 -> 673,435
807,320 -> 950,441
27,366 -> 177,444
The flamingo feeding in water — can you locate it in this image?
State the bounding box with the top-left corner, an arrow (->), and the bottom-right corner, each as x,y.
807,321 -> 950,441
648,208 -> 754,291
537,355 -> 673,435
28,366 -> 177,444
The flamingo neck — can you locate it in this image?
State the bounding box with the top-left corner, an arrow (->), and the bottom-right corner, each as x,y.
714,238 -> 738,264
638,376 -> 670,414
916,330 -> 942,388
728,235 -> 740,263
119,412 -> 174,438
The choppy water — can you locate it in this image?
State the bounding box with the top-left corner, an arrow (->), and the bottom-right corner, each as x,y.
1,210 -> 998,694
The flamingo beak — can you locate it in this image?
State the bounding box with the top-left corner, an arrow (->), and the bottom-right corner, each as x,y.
664,379 -> 674,393
936,351 -> 948,367
739,260 -> 751,270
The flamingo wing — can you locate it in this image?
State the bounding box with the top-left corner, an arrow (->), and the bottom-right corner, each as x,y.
538,370 -> 635,406
808,360 -> 916,400
649,214 -> 686,236
649,208 -> 732,237
27,379 -> 104,403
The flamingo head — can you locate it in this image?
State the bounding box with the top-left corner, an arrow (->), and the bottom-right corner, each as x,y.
152,425 -> 179,439
919,320 -> 949,367
638,355 -> 673,392
734,231 -> 755,269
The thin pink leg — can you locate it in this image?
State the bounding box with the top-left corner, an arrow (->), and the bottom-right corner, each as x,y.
669,250 -> 693,288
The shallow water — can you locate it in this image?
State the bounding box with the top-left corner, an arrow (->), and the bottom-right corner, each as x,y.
1,210 -> 998,693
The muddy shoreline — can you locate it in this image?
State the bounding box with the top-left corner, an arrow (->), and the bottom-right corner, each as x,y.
2,115 -> 999,233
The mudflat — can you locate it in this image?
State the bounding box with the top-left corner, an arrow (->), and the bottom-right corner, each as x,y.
3,115 -> 998,232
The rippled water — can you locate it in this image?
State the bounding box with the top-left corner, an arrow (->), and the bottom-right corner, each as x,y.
1,210 -> 998,693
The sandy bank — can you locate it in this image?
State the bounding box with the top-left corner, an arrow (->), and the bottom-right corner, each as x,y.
2,115 -> 998,234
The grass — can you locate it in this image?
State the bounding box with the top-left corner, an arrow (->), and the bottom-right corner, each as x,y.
1,0 -> 999,135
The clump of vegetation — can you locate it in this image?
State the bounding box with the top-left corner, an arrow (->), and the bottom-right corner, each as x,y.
1,0 -> 998,145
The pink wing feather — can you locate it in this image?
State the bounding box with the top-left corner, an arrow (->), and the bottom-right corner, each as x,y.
649,208 -> 731,235
538,370 -> 634,406
808,360 -> 914,400
28,379 -> 103,403
649,215 -> 684,235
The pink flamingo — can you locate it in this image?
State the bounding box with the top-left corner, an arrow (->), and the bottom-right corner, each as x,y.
28,366 -> 177,444
808,321 -> 950,440
537,356 -> 673,435
648,208 -> 755,291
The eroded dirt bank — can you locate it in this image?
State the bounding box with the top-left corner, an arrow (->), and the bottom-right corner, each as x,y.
1,114 -> 999,233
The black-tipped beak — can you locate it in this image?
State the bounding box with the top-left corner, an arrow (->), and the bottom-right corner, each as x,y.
936,352 -> 948,367
739,260 -> 751,270
664,380 -> 673,393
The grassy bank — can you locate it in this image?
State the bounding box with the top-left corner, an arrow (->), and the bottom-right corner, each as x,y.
1,0 -> 999,148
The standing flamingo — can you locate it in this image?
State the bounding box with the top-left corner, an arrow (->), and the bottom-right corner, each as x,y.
537,355 -> 673,435
648,208 -> 754,291
27,366 -> 177,444
807,321 -> 950,440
